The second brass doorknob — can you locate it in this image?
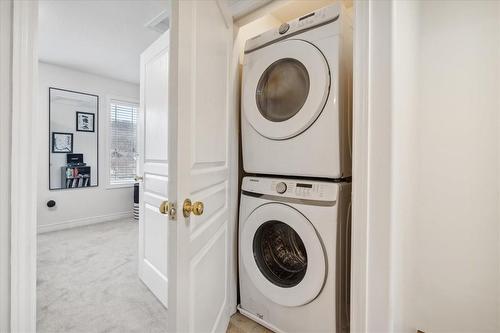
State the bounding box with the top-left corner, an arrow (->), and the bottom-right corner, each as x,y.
183,199 -> 204,218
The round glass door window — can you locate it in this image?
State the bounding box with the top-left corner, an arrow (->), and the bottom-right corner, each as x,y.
256,58 -> 310,122
253,220 -> 308,288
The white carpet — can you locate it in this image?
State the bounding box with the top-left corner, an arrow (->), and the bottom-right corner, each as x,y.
37,218 -> 167,333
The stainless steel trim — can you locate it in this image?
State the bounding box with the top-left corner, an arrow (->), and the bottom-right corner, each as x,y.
241,190 -> 336,207
244,14 -> 340,54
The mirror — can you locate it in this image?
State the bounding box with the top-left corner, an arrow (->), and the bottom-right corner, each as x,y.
49,88 -> 98,190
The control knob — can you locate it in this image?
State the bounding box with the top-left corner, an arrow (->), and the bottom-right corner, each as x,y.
278,23 -> 290,35
276,182 -> 287,194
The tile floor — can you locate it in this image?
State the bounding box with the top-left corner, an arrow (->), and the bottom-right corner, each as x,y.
227,313 -> 273,333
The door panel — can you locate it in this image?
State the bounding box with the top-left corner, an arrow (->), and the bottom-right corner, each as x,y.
188,182 -> 227,238
145,174 -> 168,197
168,0 -> 234,332
144,48 -> 169,161
192,2 -> 229,166
138,32 -> 170,308
190,226 -> 228,333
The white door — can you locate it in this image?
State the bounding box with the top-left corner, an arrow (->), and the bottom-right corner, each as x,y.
167,0 -> 235,332
138,32 -> 170,308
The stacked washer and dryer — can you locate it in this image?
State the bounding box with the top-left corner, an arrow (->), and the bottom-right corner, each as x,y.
238,4 -> 353,333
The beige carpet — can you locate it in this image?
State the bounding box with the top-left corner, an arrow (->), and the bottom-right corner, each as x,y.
37,218 -> 167,333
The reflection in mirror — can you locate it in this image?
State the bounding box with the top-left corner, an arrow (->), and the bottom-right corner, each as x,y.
49,88 -> 98,190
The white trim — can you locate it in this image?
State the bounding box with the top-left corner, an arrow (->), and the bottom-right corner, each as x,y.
37,211 -> 134,234
106,182 -> 135,190
0,1 -> 13,331
10,0 -> 38,332
144,9 -> 170,33
351,1 -> 394,331
350,1 -> 369,331
107,95 -> 140,108
228,18 -> 240,318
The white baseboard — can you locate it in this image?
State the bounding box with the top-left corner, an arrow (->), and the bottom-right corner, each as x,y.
37,211 -> 134,234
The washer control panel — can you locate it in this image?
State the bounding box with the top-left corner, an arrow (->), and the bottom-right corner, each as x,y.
244,3 -> 342,53
242,177 -> 339,202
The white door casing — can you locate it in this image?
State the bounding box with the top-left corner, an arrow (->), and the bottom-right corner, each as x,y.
167,0 -> 234,332
138,32 -> 170,308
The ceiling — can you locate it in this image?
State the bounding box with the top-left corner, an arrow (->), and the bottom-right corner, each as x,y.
39,0 -> 352,84
227,0 -> 274,20
39,0 -> 169,84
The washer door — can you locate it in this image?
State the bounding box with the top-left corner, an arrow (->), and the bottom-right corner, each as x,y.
243,39 -> 330,140
241,203 -> 326,307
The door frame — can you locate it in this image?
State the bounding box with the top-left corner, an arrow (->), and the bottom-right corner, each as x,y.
351,0 -> 394,331
6,0 -> 395,332
0,1 -> 13,331
4,0 -> 39,332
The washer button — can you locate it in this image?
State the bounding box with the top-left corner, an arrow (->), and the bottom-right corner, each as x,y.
276,182 -> 287,194
278,23 -> 290,35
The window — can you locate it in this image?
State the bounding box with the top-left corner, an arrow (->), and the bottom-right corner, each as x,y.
109,100 -> 138,186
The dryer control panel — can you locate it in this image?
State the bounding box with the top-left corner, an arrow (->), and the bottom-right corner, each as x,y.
244,3 -> 343,54
242,176 -> 339,202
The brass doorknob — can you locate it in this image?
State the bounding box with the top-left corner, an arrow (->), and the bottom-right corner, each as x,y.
135,175 -> 143,181
183,199 -> 204,218
159,201 -> 170,215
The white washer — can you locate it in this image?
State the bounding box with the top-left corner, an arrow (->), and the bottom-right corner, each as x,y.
241,4 -> 353,179
238,176 -> 351,333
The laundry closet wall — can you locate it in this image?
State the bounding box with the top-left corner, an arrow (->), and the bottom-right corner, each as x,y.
37,62 -> 139,232
390,1 -> 500,331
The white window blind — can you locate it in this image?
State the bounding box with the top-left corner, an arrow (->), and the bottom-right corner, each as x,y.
109,100 -> 138,185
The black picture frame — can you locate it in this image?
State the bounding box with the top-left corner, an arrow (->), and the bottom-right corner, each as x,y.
76,111 -> 95,132
51,132 -> 73,153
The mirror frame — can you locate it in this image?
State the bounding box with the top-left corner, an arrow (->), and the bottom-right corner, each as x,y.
48,87 -> 99,190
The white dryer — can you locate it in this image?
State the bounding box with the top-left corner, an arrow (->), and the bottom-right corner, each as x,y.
241,4 -> 352,179
238,176 -> 351,333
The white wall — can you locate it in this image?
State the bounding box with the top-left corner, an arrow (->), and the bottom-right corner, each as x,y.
391,1 -> 500,332
38,62 -> 139,232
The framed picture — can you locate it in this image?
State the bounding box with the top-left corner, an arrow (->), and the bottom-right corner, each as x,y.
52,132 -> 73,153
76,111 -> 95,132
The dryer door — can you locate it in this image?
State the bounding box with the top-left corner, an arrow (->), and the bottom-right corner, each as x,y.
241,203 -> 326,307
242,39 -> 330,140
